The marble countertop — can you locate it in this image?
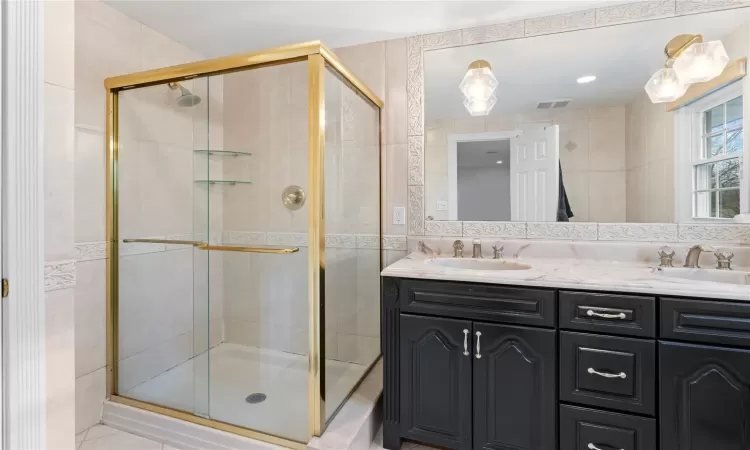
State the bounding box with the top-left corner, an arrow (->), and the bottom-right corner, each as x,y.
381,252 -> 750,301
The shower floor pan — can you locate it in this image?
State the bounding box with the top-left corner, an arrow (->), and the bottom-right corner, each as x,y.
123,343 -> 368,443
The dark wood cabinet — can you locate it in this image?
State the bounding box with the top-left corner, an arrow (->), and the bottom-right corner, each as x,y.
383,277 -> 750,450
473,323 -> 556,450
659,341 -> 750,450
399,314 -> 472,449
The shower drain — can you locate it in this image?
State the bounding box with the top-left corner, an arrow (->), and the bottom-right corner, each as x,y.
245,393 -> 267,404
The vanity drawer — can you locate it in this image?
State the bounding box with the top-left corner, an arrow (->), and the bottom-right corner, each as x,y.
559,291 -> 656,338
560,332 -> 656,415
560,405 -> 656,450
399,279 -> 556,327
661,297 -> 750,347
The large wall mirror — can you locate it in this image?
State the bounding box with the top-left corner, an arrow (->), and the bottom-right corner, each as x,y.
421,7 -> 750,227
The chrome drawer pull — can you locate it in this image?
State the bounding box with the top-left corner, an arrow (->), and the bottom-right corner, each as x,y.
588,367 -> 627,379
587,309 -> 626,320
463,329 -> 470,356
588,443 -> 623,450
475,331 -> 482,359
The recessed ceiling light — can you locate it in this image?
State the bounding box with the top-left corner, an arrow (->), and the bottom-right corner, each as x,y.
577,75 -> 596,84
496,160 -> 503,164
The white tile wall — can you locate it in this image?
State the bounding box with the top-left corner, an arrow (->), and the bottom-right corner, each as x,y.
45,2 -> 75,448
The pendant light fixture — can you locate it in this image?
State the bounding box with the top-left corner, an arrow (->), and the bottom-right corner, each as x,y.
645,34 -> 729,104
460,60 -> 498,116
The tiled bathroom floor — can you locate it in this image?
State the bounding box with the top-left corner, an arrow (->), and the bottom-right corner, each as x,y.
122,343 -> 369,442
76,424 -> 439,450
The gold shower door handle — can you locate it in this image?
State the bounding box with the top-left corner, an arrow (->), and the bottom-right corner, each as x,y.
122,238 -> 204,246
197,244 -> 300,254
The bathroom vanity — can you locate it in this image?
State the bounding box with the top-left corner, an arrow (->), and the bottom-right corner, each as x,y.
380,253 -> 750,450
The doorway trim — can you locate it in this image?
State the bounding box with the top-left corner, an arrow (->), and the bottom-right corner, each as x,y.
446,131 -> 521,221
3,1 -> 46,449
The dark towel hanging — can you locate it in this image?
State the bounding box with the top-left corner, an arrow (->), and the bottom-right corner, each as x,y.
557,162 -> 574,222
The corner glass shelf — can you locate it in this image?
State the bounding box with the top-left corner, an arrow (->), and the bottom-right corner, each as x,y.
194,150 -> 252,157
194,180 -> 253,186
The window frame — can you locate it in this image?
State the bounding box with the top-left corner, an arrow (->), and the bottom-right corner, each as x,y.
675,81 -> 746,222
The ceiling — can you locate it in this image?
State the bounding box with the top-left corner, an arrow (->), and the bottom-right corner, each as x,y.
103,0 -> 611,58
458,139 -> 511,168
425,9 -> 750,120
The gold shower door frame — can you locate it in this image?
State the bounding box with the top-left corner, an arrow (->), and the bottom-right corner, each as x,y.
104,41 -> 384,449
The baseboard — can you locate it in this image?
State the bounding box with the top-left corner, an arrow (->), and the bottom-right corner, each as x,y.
102,401 -> 282,450
308,358 -> 383,450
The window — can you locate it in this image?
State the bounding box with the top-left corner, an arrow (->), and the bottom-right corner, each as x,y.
691,91 -> 743,219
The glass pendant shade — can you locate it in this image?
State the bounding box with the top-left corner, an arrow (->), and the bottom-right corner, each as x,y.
644,67 -> 689,103
459,60 -> 498,116
463,94 -> 498,116
672,40 -> 729,85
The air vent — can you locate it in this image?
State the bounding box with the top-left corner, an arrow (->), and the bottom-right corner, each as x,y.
536,99 -> 571,109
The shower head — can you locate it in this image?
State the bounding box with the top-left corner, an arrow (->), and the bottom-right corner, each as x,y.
168,82 -> 201,107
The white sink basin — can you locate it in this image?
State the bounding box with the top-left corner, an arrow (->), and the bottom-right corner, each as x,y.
653,267 -> 750,285
426,258 -> 532,271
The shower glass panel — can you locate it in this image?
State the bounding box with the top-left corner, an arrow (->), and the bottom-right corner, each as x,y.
206,62 -> 309,442
323,65 -> 381,420
116,76 -> 212,416
106,43 -> 382,448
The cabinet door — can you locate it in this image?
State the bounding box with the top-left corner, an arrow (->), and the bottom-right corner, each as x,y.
473,322 -> 557,450
400,314 -> 472,450
660,341 -> 750,450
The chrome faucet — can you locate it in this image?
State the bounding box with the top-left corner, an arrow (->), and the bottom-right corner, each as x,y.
472,239 -> 482,258
684,244 -> 716,268
453,240 -> 464,258
492,244 -> 503,259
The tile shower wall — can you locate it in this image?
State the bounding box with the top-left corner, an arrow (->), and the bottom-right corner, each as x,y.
424,105 -> 629,223
219,42 -> 408,365
625,91 -> 675,223
220,64 -> 310,356
74,0 -> 223,433
45,1 -> 76,448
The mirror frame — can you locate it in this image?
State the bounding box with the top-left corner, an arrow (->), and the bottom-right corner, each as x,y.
407,0 -> 750,243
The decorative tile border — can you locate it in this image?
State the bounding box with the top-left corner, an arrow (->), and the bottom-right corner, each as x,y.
406,0 -> 750,240
526,222 -> 598,241
524,8 -> 596,37
425,221 -> 462,236
382,235 -> 408,251
598,223 -> 679,242
595,1 -> 676,25
462,221 -> 527,238
678,224 -> 750,243
409,222 -> 750,243
223,231 -> 267,245
326,234 -> 357,249
675,0 -> 750,15
266,232 -> 308,247
462,21 -> 524,45
45,260 -> 76,291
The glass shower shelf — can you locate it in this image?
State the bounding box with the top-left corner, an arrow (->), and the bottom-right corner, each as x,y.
194,180 -> 253,186
194,150 -> 252,157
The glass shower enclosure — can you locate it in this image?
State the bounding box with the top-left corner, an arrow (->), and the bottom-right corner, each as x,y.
104,42 -> 383,448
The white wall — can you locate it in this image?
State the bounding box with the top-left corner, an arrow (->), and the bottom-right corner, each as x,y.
457,165 -> 510,221
44,1 -> 76,448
